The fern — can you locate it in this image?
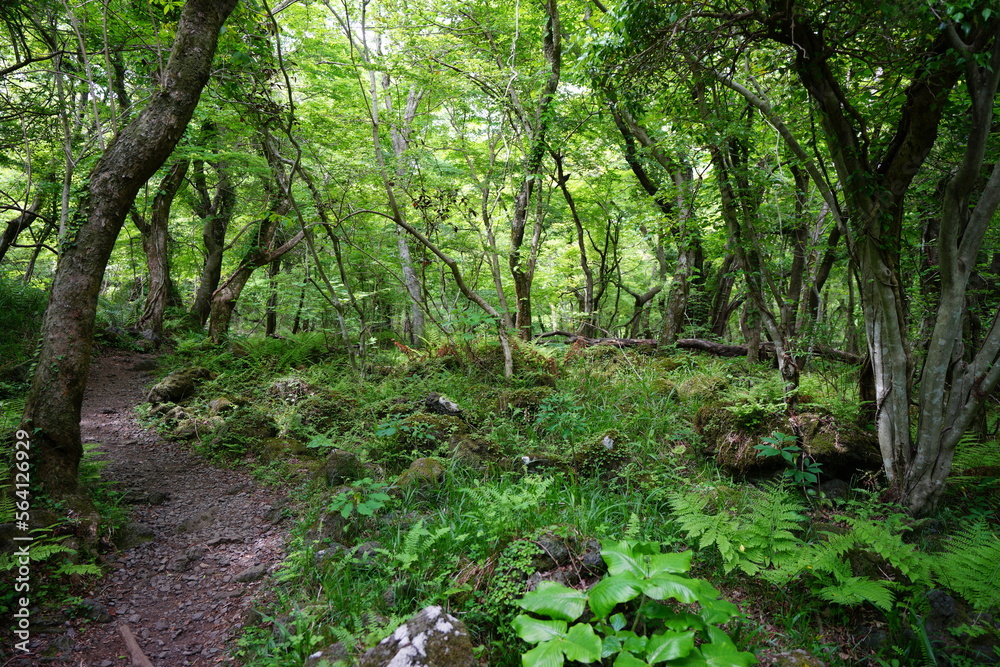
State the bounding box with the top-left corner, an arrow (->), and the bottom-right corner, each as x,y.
817,576 -> 896,612
669,484 -> 805,575
934,521 -> 1000,610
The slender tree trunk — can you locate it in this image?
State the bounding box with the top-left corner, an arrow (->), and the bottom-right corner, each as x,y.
21,0 -> 238,499
0,192 -> 45,265
189,123 -> 236,326
265,256 -> 280,336
134,159 -> 188,338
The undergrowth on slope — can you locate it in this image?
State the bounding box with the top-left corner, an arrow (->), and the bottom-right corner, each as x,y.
139,332 -> 999,667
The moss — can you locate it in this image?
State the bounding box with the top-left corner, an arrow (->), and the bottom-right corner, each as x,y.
575,430 -> 631,478
255,437 -> 311,461
398,413 -> 467,452
294,391 -> 358,435
498,386 -> 554,421
693,402 -> 785,475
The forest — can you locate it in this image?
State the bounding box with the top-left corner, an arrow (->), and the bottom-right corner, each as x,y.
0,0 -> 999,665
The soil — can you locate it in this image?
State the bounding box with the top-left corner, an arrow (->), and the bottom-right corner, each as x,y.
26,351 -> 290,666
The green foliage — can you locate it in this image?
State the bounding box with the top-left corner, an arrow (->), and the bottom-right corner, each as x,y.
669,483 -> 804,575
512,539 -> 757,667
754,431 -> 823,489
326,478 -> 392,522
0,276 -> 46,390
933,520 -> 1000,610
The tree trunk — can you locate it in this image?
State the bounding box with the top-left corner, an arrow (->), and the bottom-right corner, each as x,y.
21,0 -> 238,499
0,191 -> 45,265
509,0 -> 561,340
189,122 -> 236,327
134,159 -> 188,338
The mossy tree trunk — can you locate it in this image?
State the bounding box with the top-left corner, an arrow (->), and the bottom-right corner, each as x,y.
20,0 -> 238,499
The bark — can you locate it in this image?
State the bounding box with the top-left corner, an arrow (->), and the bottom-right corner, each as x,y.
509,0 -> 561,339
708,254 -> 740,337
208,132 -> 303,344
551,151 -> 598,336
133,159 -> 188,338
189,122 -> 236,326
0,192 -> 45,265
21,0 -> 238,498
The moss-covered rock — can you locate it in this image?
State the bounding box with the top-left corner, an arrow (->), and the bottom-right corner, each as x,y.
693,402 -> 786,475
255,437 -> 311,461
294,391 -> 358,435
497,386 -> 554,422
357,606 -> 475,667
314,449 -> 366,487
397,413 -> 467,453
793,413 -> 881,477
449,434 -> 504,469
574,430 -> 631,478
396,457 -> 446,489
171,416 -> 225,440
209,406 -> 277,452
146,366 -> 214,404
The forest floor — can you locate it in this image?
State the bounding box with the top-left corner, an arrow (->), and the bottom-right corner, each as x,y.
27,350 -> 290,666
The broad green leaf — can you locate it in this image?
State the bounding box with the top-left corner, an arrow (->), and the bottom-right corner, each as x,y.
700,597 -> 739,625
516,581 -> 589,621
620,632 -> 647,654
563,623 -> 603,662
645,631 -> 695,662
644,551 -> 693,576
588,573 -> 641,618
513,615 -> 567,644
640,573 -> 704,603
602,634 -> 623,658
521,640 -> 565,667
610,612 -> 627,631
613,652 -> 649,667
699,641 -> 758,666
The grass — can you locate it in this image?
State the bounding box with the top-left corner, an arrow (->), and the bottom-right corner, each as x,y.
121,333 -> 1000,666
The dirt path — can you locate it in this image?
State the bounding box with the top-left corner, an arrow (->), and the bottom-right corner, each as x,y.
30,351 -> 289,666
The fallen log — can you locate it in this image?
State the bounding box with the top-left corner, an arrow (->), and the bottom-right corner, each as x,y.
118,624 -> 155,667
534,331 -> 862,364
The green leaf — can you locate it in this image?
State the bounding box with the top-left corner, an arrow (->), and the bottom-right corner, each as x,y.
563,623 -> 603,662
610,613 -> 627,631
588,573 -> 641,618
645,631 -> 695,662
516,582 -> 589,621
698,640 -> 758,666
613,652 -> 650,667
513,615 -> 567,644
522,640 -> 565,667
640,573 -> 704,603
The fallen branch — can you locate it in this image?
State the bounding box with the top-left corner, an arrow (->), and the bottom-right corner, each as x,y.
535,331 -> 862,364
118,624 -> 155,667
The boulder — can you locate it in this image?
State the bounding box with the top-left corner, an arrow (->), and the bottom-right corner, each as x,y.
208,397 -> 236,416
315,449 -> 365,487
574,430 -> 631,478
305,643 -> 349,667
357,606 -> 475,667
449,434 -> 503,469
424,392 -> 461,417
146,366 -> 214,404
396,458 -> 445,489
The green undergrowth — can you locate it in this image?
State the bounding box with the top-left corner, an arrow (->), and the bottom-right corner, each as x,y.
141,332 -> 999,667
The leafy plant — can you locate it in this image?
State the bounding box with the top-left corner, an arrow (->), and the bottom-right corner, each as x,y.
754,431 -> 822,490
512,539 -> 757,667
535,392 -> 588,466
933,520 -> 1000,610
326,478 -> 392,522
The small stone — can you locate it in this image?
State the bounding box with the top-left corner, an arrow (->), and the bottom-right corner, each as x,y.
233,564 -> 268,583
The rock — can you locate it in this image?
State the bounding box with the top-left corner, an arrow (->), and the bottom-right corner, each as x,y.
396,458 -> 446,489
770,649 -> 826,666
234,564 -> 269,583
315,449 -> 365,487
257,437 -> 311,462
497,386 -> 554,421
146,367 -> 214,404
927,589 -> 956,618
305,510 -> 349,546
357,605 -> 475,667
129,358 -> 159,372
114,522 -> 155,549
818,478 -> 851,501
268,377 -> 316,403
305,642 -> 349,667
177,509 -> 217,533
295,391 -> 358,435
575,431 -> 630,478
208,397 -> 236,416
449,435 -> 503,469
532,533 -> 572,570
171,416 -> 224,440
424,393 -> 461,417
396,414 -> 467,453
76,598 -> 112,623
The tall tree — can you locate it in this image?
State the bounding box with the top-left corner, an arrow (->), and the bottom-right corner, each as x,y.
21,0 -> 238,499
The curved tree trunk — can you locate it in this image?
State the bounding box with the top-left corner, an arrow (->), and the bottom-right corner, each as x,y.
21,0 -> 238,499
134,159 -> 189,339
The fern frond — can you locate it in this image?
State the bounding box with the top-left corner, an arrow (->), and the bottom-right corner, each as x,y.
935,521 -> 1000,610
817,576 -> 895,612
